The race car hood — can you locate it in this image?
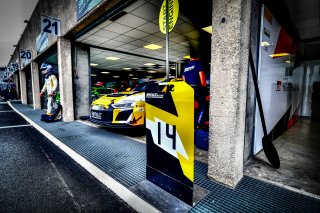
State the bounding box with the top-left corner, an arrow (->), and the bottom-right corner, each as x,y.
92,91 -> 141,108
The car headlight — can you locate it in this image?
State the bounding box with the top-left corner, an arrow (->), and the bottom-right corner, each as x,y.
91,105 -> 108,111
112,100 -> 135,108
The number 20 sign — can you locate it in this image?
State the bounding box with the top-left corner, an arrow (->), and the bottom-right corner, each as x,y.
41,15 -> 61,36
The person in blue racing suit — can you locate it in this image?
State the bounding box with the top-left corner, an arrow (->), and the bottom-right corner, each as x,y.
39,63 -> 58,116
182,51 -> 207,129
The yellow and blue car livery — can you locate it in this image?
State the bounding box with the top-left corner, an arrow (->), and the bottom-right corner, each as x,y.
90,90 -> 146,128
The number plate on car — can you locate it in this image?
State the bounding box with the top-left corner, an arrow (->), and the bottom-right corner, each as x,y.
91,111 -> 102,119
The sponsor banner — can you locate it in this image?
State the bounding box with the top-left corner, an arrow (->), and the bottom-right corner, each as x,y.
159,0 -> 179,34
254,5 -> 303,154
145,81 -> 194,205
77,0 -> 103,20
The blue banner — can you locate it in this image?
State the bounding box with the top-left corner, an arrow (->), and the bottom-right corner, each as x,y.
77,0 -> 103,20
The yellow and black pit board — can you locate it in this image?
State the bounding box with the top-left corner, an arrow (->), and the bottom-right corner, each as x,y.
145,81 -> 194,205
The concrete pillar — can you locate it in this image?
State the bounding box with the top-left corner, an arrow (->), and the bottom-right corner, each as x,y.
19,70 -> 27,104
74,43 -> 90,119
31,61 -> 41,110
14,73 -> 20,99
208,0 -> 252,187
57,37 -> 74,122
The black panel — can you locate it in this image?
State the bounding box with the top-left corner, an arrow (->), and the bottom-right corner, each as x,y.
115,110 -> 132,121
146,129 -> 193,204
145,83 -> 178,116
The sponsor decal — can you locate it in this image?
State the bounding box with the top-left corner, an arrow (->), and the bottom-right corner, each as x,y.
146,93 -> 164,99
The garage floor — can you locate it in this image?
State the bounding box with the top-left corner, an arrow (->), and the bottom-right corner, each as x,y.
244,117 -> 320,196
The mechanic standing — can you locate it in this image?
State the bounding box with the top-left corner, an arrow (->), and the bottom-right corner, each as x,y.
39,63 -> 58,116
182,52 -> 207,129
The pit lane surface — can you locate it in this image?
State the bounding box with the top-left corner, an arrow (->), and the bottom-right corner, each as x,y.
0,101 -> 136,212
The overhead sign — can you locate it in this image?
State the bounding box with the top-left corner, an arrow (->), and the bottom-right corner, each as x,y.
41,15 -> 61,36
20,49 -> 32,66
7,63 -> 19,72
159,0 -> 179,34
145,81 -> 194,205
77,0 -> 103,20
36,32 -> 49,53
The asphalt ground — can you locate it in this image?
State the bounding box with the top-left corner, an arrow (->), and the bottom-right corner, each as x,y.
0,102 -> 136,212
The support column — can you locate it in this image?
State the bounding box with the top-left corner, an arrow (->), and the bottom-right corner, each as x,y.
208,0 -> 252,187
31,61 -> 41,110
57,37 -> 74,122
74,43 -> 90,119
19,70 -> 27,104
14,72 -> 20,99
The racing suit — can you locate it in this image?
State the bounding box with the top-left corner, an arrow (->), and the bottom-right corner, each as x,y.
41,73 -> 58,115
182,59 -> 207,128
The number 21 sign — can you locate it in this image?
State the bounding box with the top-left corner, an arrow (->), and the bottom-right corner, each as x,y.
41,15 -> 61,36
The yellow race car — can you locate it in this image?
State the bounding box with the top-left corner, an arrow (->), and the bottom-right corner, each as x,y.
90,82 -> 149,128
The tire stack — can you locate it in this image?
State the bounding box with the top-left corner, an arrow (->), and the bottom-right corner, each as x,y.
311,82 -> 320,121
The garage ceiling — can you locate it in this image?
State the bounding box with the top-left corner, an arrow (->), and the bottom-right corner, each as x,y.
76,0 -> 212,73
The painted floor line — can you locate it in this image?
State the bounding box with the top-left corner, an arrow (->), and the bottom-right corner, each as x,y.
0,124 -> 31,129
8,102 -> 160,213
0,110 -> 14,113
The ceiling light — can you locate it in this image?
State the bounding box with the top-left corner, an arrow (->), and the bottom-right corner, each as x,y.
132,77 -> 139,80
113,76 -> 120,78
91,74 -> 97,76
147,71 -> 157,73
261,41 -> 270,46
101,71 -> 110,74
269,53 -> 289,58
144,44 -> 162,50
106,57 -> 120,60
285,61 -> 291,63
146,76 -> 153,78
144,63 -> 155,66
184,55 -> 190,59
171,67 -> 176,70
123,68 -> 132,70
202,26 -> 212,34
90,63 -> 98,66
129,74 -> 134,76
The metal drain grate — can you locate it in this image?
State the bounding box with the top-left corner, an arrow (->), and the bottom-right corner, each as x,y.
11,103 -> 320,212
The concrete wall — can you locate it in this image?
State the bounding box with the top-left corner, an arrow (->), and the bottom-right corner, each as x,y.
208,0 -> 252,187
31,61 -> 41,110
58,37 -> 74,122
74,43 -> 91,119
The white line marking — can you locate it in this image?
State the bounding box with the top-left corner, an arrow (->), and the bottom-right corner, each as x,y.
77,120 -> 146,144
245,174 -> 320,200
0,124 -> 31,129
39,146 -> 81,212
9,102 -> 159,213
0,110 -> 14,113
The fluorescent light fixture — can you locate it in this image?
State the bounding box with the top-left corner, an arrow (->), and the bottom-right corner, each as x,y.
91,74 -> 97,76
269,53 -> 290,58
90,63 -> 99,66
184,55 -> 191,59
132,77 -> 139,80
171,67 -> 176,70
285,61 -> 291,63
144,44 -> 162,50
113,76 -> 120,78
261,41 -> 270,47
147,71 -> 157,73
101,71 -> 110,74
202,26 -> 212,34
106,57 -> 120,60
123,68 -> 132,70
144,63 -> 155,66
129,74 -> 134,76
